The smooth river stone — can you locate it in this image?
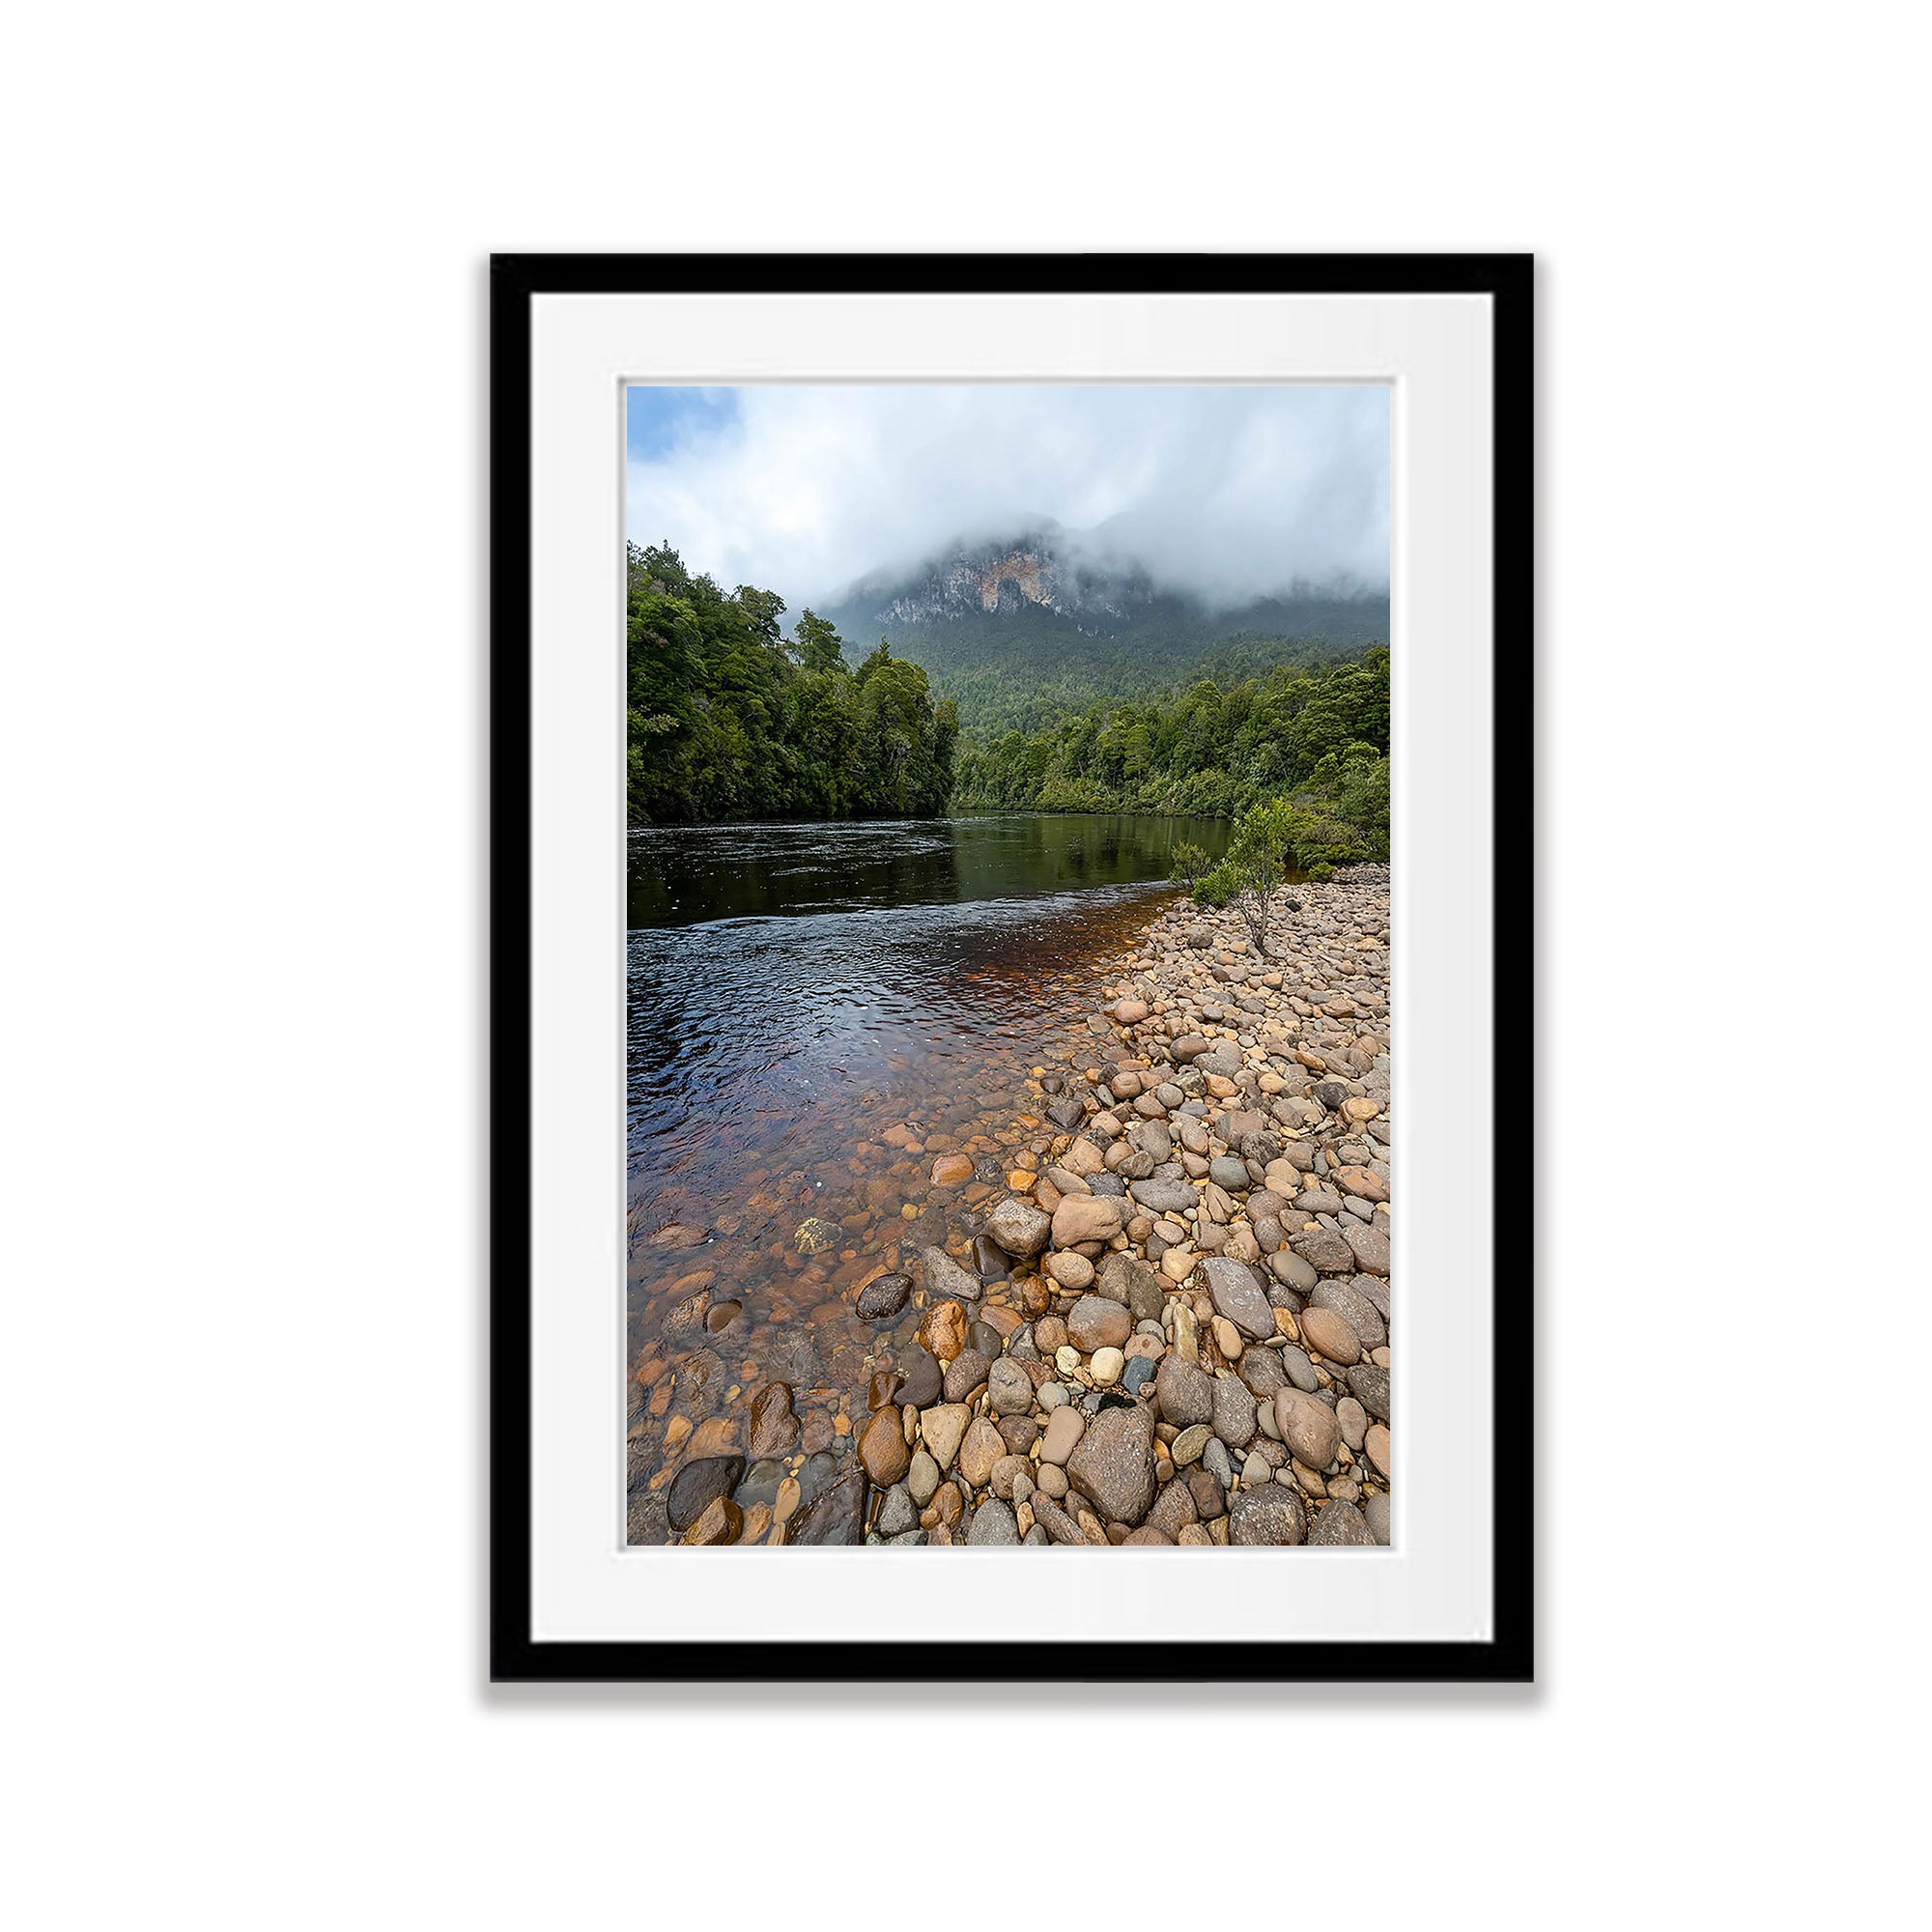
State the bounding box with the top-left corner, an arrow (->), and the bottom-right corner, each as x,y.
1229,1486 -> 1306,1546
1065,1405 -> 1156,1525
1307,1497 -> 1377,1546
922,1245 -> 983,1303
1051,1195 -> 1124,1245
920,1403 -> 971,1471
666,1455 -> 745,1531
1065,1295 -> 1132,1352
856,1406 -> 910,1487
1298,1304 -> 1362,1365
1273,1388 -> 1342,1469
895,1345 -> 942,1408
1038,1405 -> 1086,1465
1196,1255 -> 1274,1340
856,1271 -> 912,1320
985,1196 -> 1052,1259
1155,1352 -> 1215,1428
1310,1278 -> 1386,1350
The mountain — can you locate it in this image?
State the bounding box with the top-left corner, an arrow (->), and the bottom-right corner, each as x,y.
821,525 -> 1389,736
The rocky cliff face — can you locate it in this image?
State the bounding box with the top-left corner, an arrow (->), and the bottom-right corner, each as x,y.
860,528 -> 1155,632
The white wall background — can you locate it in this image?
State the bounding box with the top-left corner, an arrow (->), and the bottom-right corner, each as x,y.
4,5 -> 1922,1925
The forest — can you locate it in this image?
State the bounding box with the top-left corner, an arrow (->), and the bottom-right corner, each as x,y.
626,543 -> 957,825
951,650 -> 1391,867
626,542 -> 1389,868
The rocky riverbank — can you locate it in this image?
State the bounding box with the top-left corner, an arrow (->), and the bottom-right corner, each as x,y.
628,864 -> 1392,1548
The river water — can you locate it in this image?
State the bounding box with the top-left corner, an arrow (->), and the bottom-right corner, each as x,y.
623,812 -> 1233,1539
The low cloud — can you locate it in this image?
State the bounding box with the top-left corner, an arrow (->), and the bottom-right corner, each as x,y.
625,384 -> 1388,613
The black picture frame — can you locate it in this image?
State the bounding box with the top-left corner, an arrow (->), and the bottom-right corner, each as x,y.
490,253 -> 1533,1685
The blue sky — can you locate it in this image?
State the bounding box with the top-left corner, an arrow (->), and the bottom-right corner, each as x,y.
625,386 -> 741,463
624,383 -> 1388,609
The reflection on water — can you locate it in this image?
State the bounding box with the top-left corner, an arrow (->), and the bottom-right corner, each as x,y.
627,811 -> 1233,929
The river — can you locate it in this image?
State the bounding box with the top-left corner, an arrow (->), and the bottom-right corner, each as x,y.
623,811 -> 1235,1538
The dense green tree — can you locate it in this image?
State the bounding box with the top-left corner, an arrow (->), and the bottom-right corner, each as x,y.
793,609 -> 845,673
625,545 -> 955,826
951,646 -> 1390,851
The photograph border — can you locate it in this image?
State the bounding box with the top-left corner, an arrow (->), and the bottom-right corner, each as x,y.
490,253 -> 1534,1684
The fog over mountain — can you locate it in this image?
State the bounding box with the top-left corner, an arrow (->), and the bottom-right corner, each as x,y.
624,384 -> 1388,611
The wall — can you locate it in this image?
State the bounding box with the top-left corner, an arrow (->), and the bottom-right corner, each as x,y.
6,5 -> 1918,1925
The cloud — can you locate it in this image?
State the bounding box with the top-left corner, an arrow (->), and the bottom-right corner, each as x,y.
624,384 -> 1388,612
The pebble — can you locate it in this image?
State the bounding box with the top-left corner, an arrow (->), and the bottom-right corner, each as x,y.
1348,1362 -> 1391,1423
1044,1249 -> 1094,1290
1299,1304 -> 1362,1365
857,1406 -> 911,1487
1065,1404 -> 1157,1524
666,1456 -> 745,1531
1364,1492 -> 1391,1544
875,1483 -> 919,1536
922,1245 -> 983,1304
895,1346 -> 943,1408
957,1416 -> 1005,1488
967,1499 -> 1021,1545
974,1355 -> 1023,1415
920,1403 -> 971,1470
942,1348 -> 992,1404
1197,1255 -> 1275,1340
1310,1278 -> 1387,1350
1281,1347 -> 1321,1393
985,1196 -> 1052,1257
1229,1487 -> 1307,1546
1067,1294 -> 1134,1352
1212,1375 -> 1257,1450
1155,1352 -> 1216,1427
1039,1406 -> 1086,1464
682,1495 -> 742,1546
1336,1395 -> 1369,1452
856,1272 -> 913,1320
1274,1388 -> 1342,1468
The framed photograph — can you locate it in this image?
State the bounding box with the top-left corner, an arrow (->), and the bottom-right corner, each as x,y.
491,254 -> 1532,1682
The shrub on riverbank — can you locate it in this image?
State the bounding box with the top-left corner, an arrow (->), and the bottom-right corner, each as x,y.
1185,776 -> 1389,922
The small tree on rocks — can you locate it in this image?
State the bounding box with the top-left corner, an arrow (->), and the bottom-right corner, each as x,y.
1169,841 -> 1210,895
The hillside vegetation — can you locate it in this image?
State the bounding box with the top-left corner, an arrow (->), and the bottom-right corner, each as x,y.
826,567 -> 1388,738
952,649 -> 1391,866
